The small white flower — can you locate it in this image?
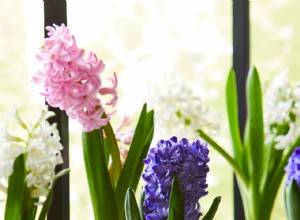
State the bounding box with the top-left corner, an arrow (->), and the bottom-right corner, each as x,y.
145,72 -> 219,140
5,107 -> 29,131
30,187 -> 49,199
33,105 -> 55,129
292,85 -> 300,117
0,104 -> 64,200
0,162 -> 14,178
274,123 -> 300,149
264,69 -> 300,149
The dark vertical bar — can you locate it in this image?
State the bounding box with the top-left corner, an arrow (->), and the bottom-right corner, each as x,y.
43,1 -> 69,220
233,0 -> 249,219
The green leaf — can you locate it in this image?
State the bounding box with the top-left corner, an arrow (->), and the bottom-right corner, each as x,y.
103,137 -> 111,167
5,154 -> 26,220
38,189 -> 53,220
226,68 -> 244,171
197,129 -> 247,185
125,188 -> 142,220
243,67 -> 264,211
139,187 -> 145,220
82,129 -> 118,220
168,176 -> 185,220
116,104 -> 154,217
202,196 -> 221,220
261,136 -> 300,217
22,187 -> 38,220
130,125 -> 154,191
103,119 -> 121,186
285,180 -> 300,220
260,140 -> 283,193
244,67 -> 264,180
38,169 -> 70,220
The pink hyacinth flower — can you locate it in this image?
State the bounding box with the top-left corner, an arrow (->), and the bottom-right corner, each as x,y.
32,24 -> 118,132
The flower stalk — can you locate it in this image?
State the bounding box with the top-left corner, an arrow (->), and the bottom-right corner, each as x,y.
82,129 -> 118,220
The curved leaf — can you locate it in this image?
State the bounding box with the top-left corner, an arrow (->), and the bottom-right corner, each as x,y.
22,187 -> 38,220
82,129 -> 118,220
202,196 -> 221,220
168,176 -> 184,220
116,104 -> 154,217
5,154 -> 26,220
226,68 -> 244,170
125,188 -> 141,220
139,187 -> 145,220
38,169 -> 70,220
243,67 -> 264,212
285,180 -> 300,220
244,67 -> 264,181
103,119 -> 121,186
131,124 -> 154,191
261,135 -> 300,217
197,129 -> 247,185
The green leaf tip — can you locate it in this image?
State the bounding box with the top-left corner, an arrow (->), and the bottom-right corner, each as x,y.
202,196 -> 221,220
285,180 -> 300,220
168,176 -> 185,220
125,188 -> 142,220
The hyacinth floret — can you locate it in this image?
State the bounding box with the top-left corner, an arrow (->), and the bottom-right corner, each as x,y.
264,70 -> 300,149
142,136 -> 209,220
146,72 -> 219,141
285,146 -> 300,186
32,24 -> 118,132
0,105 -> 63,200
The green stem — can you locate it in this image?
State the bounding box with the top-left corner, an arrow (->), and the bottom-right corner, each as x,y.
82,129 -> 118,220
22,187 -> 38,220
5,154 -> 26,220
261,145 -> 296,219
103,121 -> 121,186
198,129 -> 248,186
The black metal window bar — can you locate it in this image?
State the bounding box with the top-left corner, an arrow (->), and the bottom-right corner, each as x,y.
43,0 -> 250,219
43,1 -> 69,220
233,0 -> 249,219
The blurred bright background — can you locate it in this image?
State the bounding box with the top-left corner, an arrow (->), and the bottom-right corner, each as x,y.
1,0 -> 300,219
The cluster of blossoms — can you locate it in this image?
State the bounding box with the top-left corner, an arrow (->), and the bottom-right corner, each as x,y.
285,146 -> 300,186
146,72 -> 219,140
142,136 -> 210,220
32,24 -> 118,132
0,105 -> 63,199
264,70 -> 300,149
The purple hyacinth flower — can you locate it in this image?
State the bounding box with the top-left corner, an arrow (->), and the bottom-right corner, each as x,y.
285,146 -> 300,186
142,136 -> 210,220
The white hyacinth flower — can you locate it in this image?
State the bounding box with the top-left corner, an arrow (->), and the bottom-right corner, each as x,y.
0,105 -> 63,200
145,72 -> 219,141
264,69 -> 300,149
